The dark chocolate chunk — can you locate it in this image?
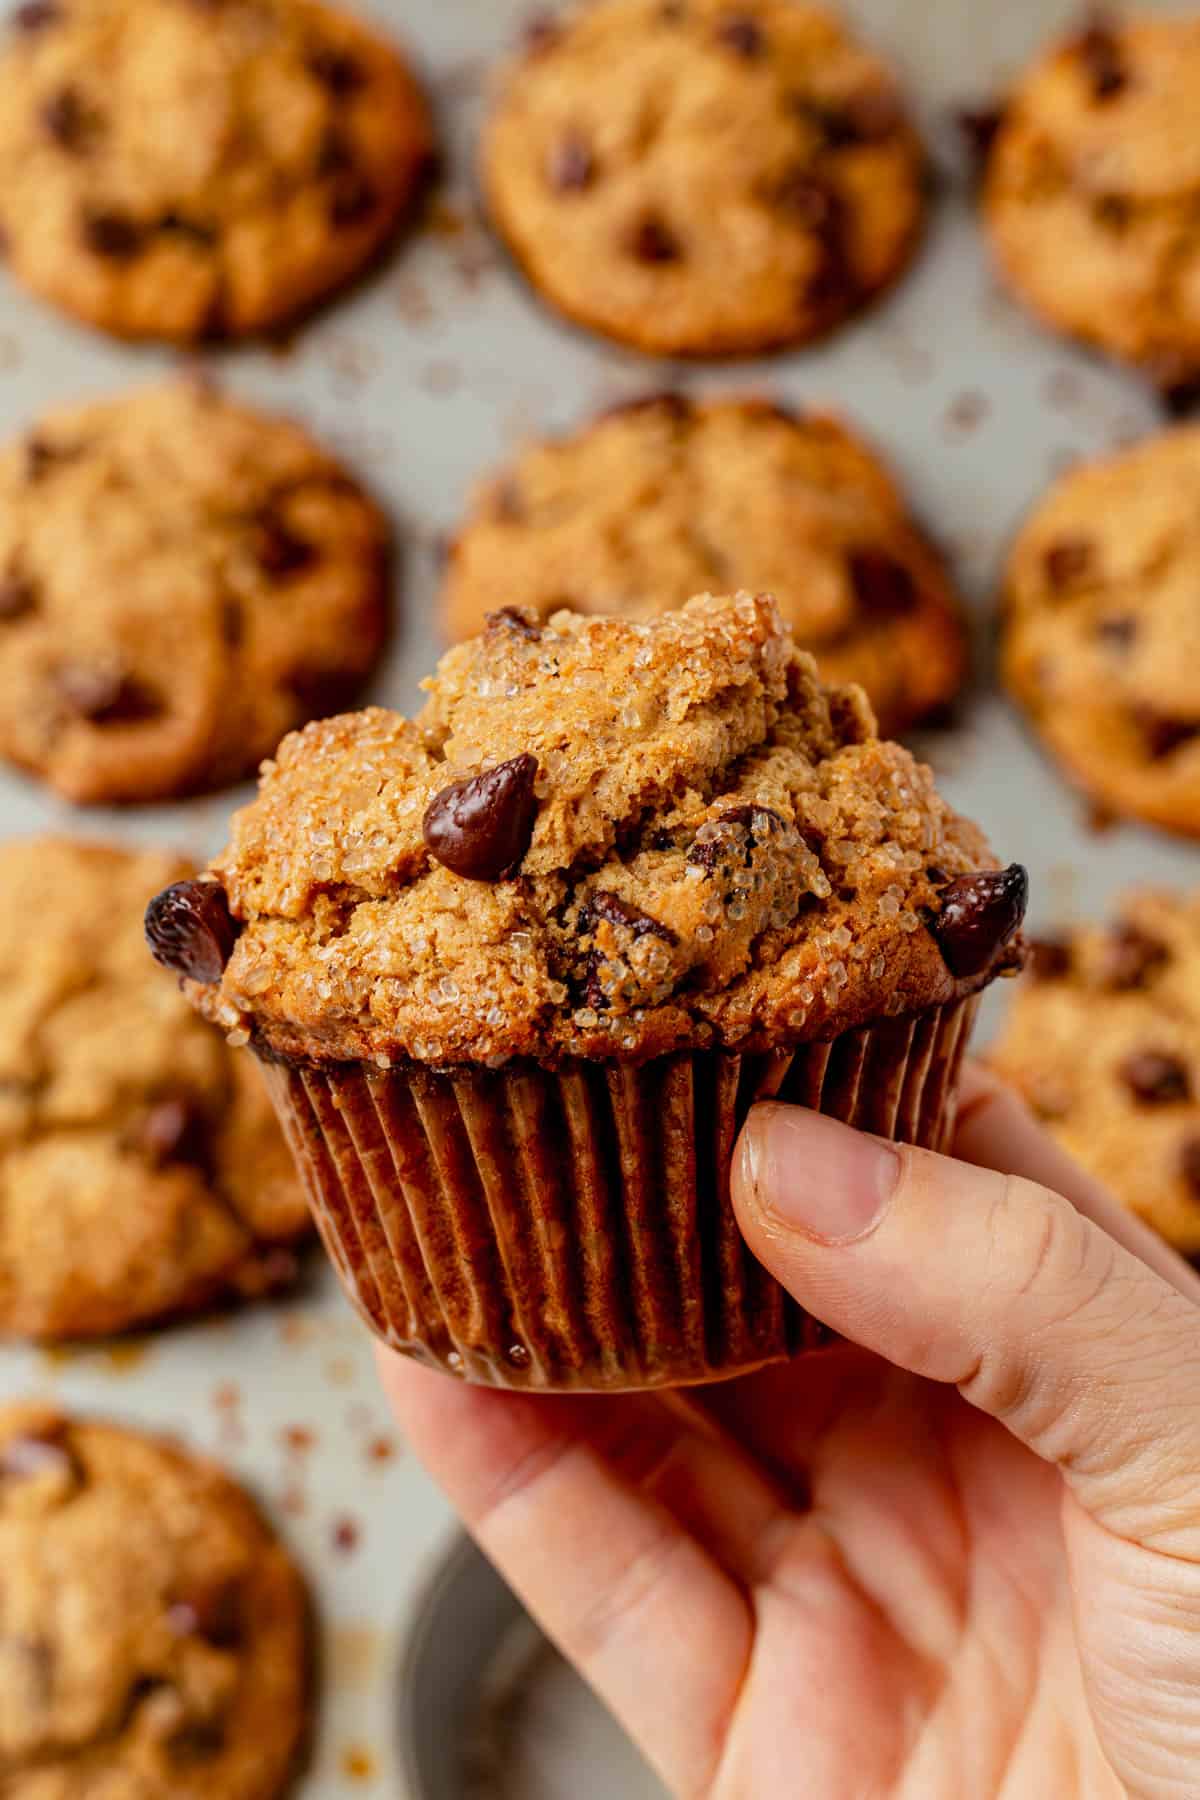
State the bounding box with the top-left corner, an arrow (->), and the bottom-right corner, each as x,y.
145,880 -> 241,984
1028,934 -> 1072,981
848,548 -> 917,617
1043,536 -> 1094,589
56,663 -> 161,724
253,514 -> 316,578
1179,1135 -> 1200,1197
583,890 -> 678,944
486,605 -> 541,640
42,86 -> 95,153
715,14 -> 764,56
955,103 -> 1006,178
158,212 -> 217,246
1076,21 -> 1127,101
629,214 -> 681,263
1095,614 -> 1136,649
25,434 -> 75,481
687,803 -> 786,871
13,1 -> 61,30
329,172 -> 378,227
81,208 -> 144,259
777,172 -> 852,307
1120,1049 -> 1190,1105
422,755 -> 540,881
1133,709 -> 1200,761
316,126 -> 353,176
929,863 -> 1028,978
167,1579 -> 242,1648
1091,192 -> 1131,230
547,130 -> 595,192
0,572 -> 35,621
796,89 -> 903,148
1099,922 -> 1167,991
305,46 -> 366,94
135,1098 -> 211,1172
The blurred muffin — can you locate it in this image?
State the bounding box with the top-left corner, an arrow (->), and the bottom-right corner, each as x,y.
150,594 -> 1026,1391
991,891 -> 1200,1256
482,0 -> 925,356
442,396 -> 967,737
1002,427 -> 1200,839
0,380 -> 390,805
0,1401 -> 309,1797
982,14 -> 1200,400
0,837 -> 309,1341
0,0 -> 434,341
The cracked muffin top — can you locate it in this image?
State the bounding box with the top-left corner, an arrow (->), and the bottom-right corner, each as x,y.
158,594 -> 1025,1067
0,1402 -> 308,1799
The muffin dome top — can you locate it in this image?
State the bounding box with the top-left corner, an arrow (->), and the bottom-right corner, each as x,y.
165,594 -> 1023,1065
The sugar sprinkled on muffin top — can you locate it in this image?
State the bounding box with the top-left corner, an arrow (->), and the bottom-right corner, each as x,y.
154,594 -> 1024,1065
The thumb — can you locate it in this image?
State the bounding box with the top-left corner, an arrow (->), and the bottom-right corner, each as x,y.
732,1098 -> 1200,1557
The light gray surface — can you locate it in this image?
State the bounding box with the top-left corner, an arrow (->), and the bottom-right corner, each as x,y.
0,1 -> 1194,1795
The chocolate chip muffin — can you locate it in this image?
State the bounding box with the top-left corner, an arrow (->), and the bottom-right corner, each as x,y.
482,0 -> 926,357
442,395 -> 967,736
0,380 -> 390,806
991,892 -> 1200,1256
1002,426 -> 1200,840
0,838 -> 309,1342
0,1402 -> 309,1798
0,0 -> 433,341
150,593 -> 1026,1391
981,15 -> 1200,400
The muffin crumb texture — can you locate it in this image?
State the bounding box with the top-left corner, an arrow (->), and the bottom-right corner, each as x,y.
188,594 -> 1016,1066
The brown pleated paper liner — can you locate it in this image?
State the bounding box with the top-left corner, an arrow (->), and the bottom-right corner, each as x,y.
258,994 -> 978,1392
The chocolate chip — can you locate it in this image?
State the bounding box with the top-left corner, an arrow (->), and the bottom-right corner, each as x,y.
1150,358 -> 1200,419
715,14 -> 763,56
328,171 -> 378,227
422,755 -> 540,881
135,1098 -> 211,1172
523,11 -> 561,54
629,215 -> 681,263
316,126 -> 353,176
1100,922 -> 1167,991
486,605 -> 541,639
1134,709 -> 1200,761
1091,192 -> 1131,230
687,803 -> 787,871
253,514 -> 315,578
659,0 -> 686,19
1120,1049 -> 1190,1105
1095,614 -> 1136,649
583,890 -> 678,944
305,45 -> 366,94
955,103 -> 1006,178
1029,934 -> 1072,981
13,1 -> 61,29
848,548 -> 917,617
796,89 -> 903,148
25,434 -> 75,481
1076,21 -> 1127,101
56,663 -> 161,724
1179,1136 -> 1200,1197
167,1579 -> 242,1648
547,130 -> 594,192
0,572 -> 35,620
42,86 -> 95,152
1043,536 -> 1093,589
928,864 -> 1028,978
158,212 -> 217,245
777,173 -> 852,307
81,208 -> 144,259
145,880 -> 241,984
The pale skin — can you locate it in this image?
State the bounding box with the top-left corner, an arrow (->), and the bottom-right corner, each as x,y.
380,1067 -> 1200,1799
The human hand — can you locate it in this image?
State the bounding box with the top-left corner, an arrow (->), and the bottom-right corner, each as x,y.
380,1066 -> 1200,1799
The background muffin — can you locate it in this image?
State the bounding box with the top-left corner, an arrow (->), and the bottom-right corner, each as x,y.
0,380 -> 391,805
443,396 -> 967,737
1002,426 -> 1200,839
150,594 -> 1026,1389
482,0 -> 925,356
0,0 -> 434,341
0,837 -> 309,1341
991,890 -> 1200,1257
